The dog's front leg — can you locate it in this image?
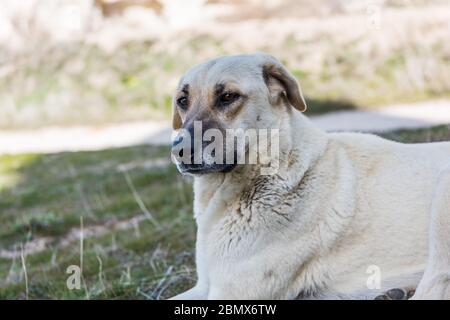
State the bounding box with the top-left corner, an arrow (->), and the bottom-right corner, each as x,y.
207,286 -> 242,300
206,273 -> 284,300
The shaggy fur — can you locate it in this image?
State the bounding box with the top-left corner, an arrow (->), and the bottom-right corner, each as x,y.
170,53 -> 450,300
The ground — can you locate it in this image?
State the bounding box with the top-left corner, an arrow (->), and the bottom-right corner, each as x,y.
0,124 -> 449,299
0,145 -> 195,299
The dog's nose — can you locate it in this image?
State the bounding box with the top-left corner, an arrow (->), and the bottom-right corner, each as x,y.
172,135 -> 183,148
171,134 -> 186,159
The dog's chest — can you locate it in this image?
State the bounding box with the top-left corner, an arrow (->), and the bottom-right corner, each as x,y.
200,174 -> 311,256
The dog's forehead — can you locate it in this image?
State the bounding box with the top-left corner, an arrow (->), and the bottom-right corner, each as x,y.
178,55 -> 262,91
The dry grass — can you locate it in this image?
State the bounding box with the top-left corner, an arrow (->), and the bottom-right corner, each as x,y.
0,1 -> 449,128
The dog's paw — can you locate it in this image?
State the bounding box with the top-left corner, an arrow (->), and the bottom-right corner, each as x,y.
374,288 -> 415,300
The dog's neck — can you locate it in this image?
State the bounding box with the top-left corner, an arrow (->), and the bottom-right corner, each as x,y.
193,112 -> 328,223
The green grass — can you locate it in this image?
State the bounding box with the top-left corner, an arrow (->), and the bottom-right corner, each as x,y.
0,145 -> 196,299
0,124 -> 449,299
380,124 -> 450,143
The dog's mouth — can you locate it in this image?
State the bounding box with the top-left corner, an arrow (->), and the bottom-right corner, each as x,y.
172,143 -> 248,175
178,163 -> 237,175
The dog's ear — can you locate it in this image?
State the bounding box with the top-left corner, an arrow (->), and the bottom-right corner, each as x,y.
172,104 -> 182,130
261,55 -> 307,112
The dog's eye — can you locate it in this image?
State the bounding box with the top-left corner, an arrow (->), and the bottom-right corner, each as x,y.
218,92 -> 240,106
177,97 -> 188,110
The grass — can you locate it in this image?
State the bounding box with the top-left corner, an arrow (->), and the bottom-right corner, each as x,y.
0,124 -> 449,299
0,145 -> 196,299
381,124 -> 450,143
1,3 -> 450,129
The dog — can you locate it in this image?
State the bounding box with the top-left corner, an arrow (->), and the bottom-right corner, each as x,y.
169,53 -> 450,299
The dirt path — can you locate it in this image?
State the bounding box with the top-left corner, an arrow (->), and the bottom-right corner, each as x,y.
0,214 -> 148,259
0,100 -> 449,155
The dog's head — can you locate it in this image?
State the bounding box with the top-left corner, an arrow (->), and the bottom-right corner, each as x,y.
171,53 -> 307,175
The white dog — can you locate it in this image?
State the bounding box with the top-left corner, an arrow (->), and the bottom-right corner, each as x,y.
169,53 -> 450,300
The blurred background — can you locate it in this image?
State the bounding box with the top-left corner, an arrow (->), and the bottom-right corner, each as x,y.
0,0 -> 449,299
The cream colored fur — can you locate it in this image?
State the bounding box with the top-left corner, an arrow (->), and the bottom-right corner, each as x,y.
170,53 -> 450,300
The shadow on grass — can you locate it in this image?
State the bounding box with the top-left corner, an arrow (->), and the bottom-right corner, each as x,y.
380,124 -> 450,143
304,97 -> 358,115
0,145 -> 196,299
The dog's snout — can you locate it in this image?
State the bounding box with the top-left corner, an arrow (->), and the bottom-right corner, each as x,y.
171,134 -> 188,159
172,136 -> 183,147
171,119 -> 236,174
172,135 -> 183,148
171,127 -> 198,163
